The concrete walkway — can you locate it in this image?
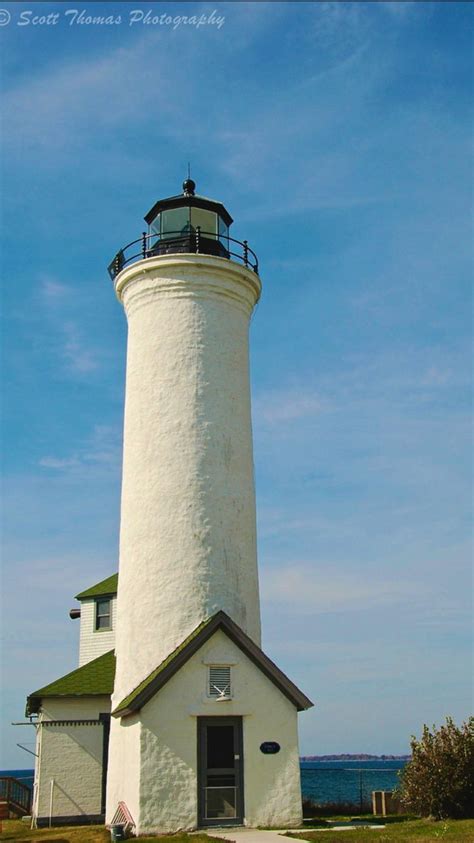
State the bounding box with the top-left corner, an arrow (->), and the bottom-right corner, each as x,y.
202,830 -> 309,843
202,824 -> 386,840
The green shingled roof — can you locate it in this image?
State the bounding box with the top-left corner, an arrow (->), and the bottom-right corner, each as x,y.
26,649 -> 116,715
75,573 -> 118,600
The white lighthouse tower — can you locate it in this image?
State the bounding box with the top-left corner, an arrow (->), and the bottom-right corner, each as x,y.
106,180 -> 313,834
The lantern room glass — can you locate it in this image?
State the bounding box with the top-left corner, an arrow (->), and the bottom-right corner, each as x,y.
190,208 -> 217,240
218,215 -> 229,248
149,212 -> 161,249
148,205 -> 230,250
150,213 -> 161,235
161,207 -> 191,240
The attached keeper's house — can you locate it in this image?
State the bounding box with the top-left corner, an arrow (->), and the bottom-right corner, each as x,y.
26,575 -> 118,825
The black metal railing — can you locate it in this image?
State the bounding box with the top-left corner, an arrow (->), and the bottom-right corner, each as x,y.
108,228 -> 259,279
0,776 -> 32,815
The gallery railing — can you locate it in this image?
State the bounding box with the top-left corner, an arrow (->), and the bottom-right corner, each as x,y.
108,228 -> 259,279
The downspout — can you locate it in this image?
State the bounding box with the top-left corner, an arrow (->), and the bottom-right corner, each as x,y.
31,719 -> 43,829
49,778 -> 54,828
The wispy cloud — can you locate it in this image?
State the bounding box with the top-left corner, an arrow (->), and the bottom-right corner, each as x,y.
254,389 -> 326,425
310,2 -> 371,55
261,563 -> 414,613
0,5 -> 276,163
1,36 -> 166,155
41,278 -> 70,302
39,456 -> 80,470
38,424 -> 122,475
1,0 -> 446,220
264,557 -> 468,620
27,275 -> 104,377
62,320 -> 99,374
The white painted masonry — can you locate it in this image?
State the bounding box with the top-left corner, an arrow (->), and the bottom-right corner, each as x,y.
107,629 -> 302,834
32,697 -> 110,823
78,597 -> 117,666
105,713 -> 141,829
112,254 -> 262,704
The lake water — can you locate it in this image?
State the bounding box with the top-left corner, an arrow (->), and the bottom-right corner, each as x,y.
2,761 -> 406,808
0,769 -> 35,791
301,760 -> 407,806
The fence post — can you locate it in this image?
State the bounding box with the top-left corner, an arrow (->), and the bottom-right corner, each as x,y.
142,232 -> 147,259
243,240 -> 249,267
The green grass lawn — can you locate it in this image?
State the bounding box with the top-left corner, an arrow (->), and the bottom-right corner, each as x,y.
288,818 -> 474,842
2,819 -> 474,843
0,821 -> 224,843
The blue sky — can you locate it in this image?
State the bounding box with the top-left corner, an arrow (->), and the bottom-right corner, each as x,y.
1,1 -> 472,767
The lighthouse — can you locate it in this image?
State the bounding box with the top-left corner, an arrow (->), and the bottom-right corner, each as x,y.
105,180 -> 313,834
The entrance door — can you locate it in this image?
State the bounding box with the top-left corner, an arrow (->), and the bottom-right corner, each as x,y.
198,717 -> 244,826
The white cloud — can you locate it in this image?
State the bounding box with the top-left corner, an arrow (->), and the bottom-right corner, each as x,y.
39,456 -> 80,470
261,563 -> 413,613
0,5 -> 276,162
62,321 -> 99,374
38,424 -> 122,475
1,36 -> 164,154
82,424 -> 122,469
31,279 -> 103,376
254,389 -> 326,425
311,2 -> 371,54
40,278 -> 70,302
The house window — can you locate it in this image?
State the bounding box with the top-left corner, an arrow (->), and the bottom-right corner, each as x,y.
208,666 -> 231,699
95,598 -> 111,631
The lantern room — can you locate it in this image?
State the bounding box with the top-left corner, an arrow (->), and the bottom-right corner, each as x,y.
108,179 -> 258,279
144,178 -> 233,259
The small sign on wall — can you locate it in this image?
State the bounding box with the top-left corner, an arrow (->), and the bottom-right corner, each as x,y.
260,741 -> 281,754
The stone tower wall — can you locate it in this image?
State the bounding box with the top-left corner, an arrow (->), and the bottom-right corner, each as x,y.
112,254 -> 262,703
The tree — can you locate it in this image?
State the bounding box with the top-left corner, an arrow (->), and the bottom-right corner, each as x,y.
398,717 -> 474,819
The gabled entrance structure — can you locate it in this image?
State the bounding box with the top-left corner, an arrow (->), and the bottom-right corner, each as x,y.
108,612 -> 311,832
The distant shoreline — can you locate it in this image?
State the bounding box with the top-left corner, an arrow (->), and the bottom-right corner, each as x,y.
300,752 -> 411,761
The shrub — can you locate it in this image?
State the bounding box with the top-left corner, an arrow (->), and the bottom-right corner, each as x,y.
398,716 -> 474,819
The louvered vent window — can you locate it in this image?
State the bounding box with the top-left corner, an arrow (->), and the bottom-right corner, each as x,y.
208,666 -> 231,698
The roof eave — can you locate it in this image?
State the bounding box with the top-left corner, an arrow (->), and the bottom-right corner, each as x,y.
75,573 -> 118,600
76,591 -> 116,602
113,611 -> 314,718
144,195 -> 233,227
26,650 -> 116,716
26,690 -> 111,717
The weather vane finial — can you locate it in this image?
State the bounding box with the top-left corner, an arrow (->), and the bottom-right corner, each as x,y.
183,164 -> 196,196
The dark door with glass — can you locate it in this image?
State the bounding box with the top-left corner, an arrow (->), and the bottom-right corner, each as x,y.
198,717 -> 244,826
